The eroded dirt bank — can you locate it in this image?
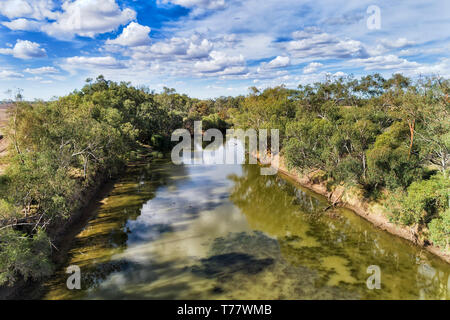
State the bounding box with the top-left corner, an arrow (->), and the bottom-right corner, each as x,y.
260,152 -> 450,264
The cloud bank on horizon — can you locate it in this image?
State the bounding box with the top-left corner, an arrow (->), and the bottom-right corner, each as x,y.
0,0 -> 449,100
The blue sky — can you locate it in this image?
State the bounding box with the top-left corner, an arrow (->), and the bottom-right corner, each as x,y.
0,0 -> 449,100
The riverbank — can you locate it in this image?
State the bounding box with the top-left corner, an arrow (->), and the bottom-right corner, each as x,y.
0,170 -> 115,299
0,152 -> 156,300
263,152 -> 450,264
37,147 -> 450,300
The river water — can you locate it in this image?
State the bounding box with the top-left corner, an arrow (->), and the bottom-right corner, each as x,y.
43,140 -> 450,300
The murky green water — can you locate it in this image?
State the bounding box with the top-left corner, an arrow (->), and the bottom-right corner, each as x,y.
43,141 -> 450,300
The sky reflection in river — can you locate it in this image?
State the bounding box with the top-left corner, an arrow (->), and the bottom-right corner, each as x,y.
43,140 -> 450,300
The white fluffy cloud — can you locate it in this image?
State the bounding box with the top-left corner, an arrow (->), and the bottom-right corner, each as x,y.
102,35 -> 223,77
42,0 -> 136,38
413,58 -> 450,77
24,66 -> 59,74
369,38 -> 417,56
0,0 -> 58,20
186,39 -> 214,59
256,56 -> 290,75
303,62 -> 323,74
194,51 -> 245,74
0,40 -> 46,59
291,27 -> 321,40
1,0 -> 136,39
218,66 -> 248,76
64,56 -> 126,69
0,70 -> 24,79
267,56 -> 290,68
159,0 -> 226,10
1,18 -> 42,31
1,0 -> 447,99
355,55 -> 420,71
149,38 -> 189,55
143,36 -> 213,59
286,30 -> 367,60
379,38 -> 416,49
106,22 -> 151,47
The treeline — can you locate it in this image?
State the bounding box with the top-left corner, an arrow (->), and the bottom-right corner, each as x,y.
0,75 -> 241,286
229,74 -> 449,251
0,76 -> 194,286
0,73 -> 449,287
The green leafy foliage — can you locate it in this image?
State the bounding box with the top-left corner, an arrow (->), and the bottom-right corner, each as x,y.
387,174 -> 449,225
429,209 -> 450,250
0,228 -> 53,286
1,73 -> 449,287
0,76 -> 189,286
231,74 -> 449,250
366,122 -> 423,190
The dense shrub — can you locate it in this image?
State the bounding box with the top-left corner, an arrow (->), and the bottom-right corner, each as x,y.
366,122 -> 424,190
0,229 -> 53,286
235,75 -> 449,251
0,76 -> 188,286
387,174 -> 449,225
1,74 -> 449,286
429,209 -> 450,250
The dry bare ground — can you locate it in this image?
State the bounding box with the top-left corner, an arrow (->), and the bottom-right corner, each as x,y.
0,104 -> 10,175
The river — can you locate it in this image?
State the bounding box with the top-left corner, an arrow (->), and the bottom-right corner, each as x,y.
43,140 -> 450,300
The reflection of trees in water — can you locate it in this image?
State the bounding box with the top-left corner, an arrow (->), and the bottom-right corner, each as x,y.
228,165 -> 357,256
43,159 -> 188,299
83,257 -> 197,299
229,164 -> 346,219
77,231 -> 360,299
44,159 -> 450,299
67,234 -> 277,299
229,165 -> 450,299
416,263 -> 450,300
81,229 -> 450,299
228,165 -> 323,238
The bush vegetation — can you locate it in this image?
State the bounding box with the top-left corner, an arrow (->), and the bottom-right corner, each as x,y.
229,74 -> 449,252
0,73 -> 448,286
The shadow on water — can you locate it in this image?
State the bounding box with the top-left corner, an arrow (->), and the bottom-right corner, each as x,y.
191,252 -> 275,279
